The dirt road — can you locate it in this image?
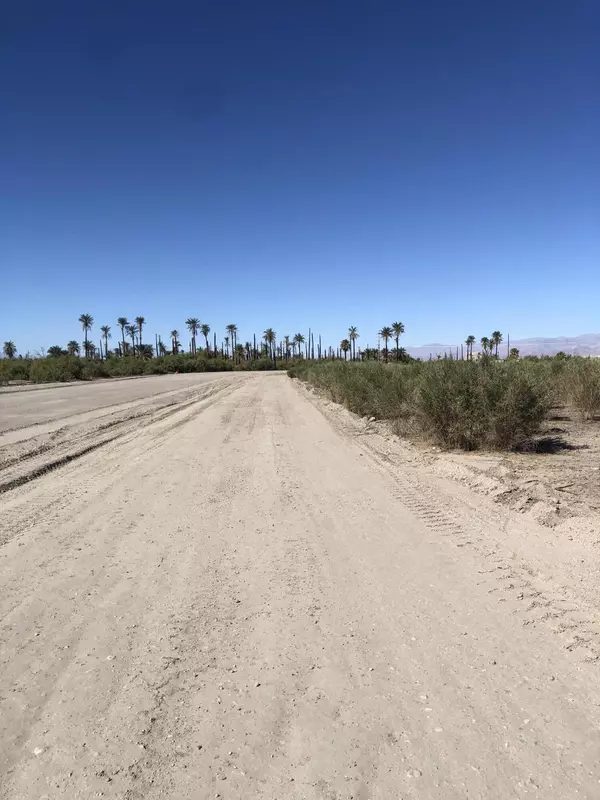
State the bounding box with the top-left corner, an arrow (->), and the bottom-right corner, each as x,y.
0,373 -> 226,433
1,373 -> 600,799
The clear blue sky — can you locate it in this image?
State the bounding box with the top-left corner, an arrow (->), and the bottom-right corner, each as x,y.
2,0 -> 599,354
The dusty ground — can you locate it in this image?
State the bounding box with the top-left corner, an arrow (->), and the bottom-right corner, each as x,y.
0,373 -> 228,434
406,406 -> 600,536
1,373 -> 600,799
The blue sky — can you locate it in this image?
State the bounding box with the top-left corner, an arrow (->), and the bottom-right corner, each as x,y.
2,0 -> 599,354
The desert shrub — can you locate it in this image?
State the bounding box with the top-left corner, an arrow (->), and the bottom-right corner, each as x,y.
28,356 -> 86,382
80,359 -> 109,380
0,358 -> 31,383
104,356 -> 148,377
562,358 -> 600,419
292,359 -> 550,450
1,351 -> 291,386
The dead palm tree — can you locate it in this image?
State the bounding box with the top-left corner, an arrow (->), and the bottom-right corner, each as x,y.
379,326 -> 392,362
79,313 -> 94,357
348,326 -> 359,361
186,317 -> 200,355
340,339 -> 351,360
391,321 -> 405,361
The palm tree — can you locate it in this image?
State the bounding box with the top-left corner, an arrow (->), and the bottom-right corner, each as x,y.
283,335 -> 291,360
226,324 -> 238,360
465,335 -> 476,361
170,329 -> 180,355
491,330 -> 503,358
224,336 -> 230,358
294,333 -> 305,358
117,317 -> 129,355
509,347 -> 520,359
126,324 -> 137,354
79,313 -> 94,357
186,317 -> 200,355
480,336 -> 491,356
137,344 -> 154,359
48,345 -> 66,357
201,323 -> 211,354
340,339 -> 351,360
3,341 -> 17,359
235,343 -> 245,361
87,342 -> 96,359
391,321 -> 405,361
263,328 -> 276,364
379,326 -> 392,362
100,325 -> 111,359
348,326 -> 359,361
135,317 -> 146,347
67,340 -> 80,356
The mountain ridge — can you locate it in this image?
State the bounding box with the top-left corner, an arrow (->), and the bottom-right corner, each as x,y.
405,333 -> 600,359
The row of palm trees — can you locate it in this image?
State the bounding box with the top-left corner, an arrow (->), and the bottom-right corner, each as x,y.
4,318 -> 403,363
4,322 -> 515,365
465,331 -> 504,360
338,322 -> 406,362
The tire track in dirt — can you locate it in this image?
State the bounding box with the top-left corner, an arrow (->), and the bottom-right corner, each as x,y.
0,378 -> 246,498
3,375 -> 600,799
296,381 -> 600,664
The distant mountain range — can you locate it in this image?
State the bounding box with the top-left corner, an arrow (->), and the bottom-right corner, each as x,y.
405,334 -> 600,360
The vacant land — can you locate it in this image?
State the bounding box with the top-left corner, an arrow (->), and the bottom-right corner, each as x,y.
0,372 -> 228,434
1,373 -> 600,798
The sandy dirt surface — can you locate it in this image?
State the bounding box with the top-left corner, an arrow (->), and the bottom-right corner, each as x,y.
1,373 -> 600,799
0,374 -> 228,434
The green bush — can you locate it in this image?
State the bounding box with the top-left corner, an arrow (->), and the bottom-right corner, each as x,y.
0,352 -> 291,385
291,359 -> 551,450
562,358 -> 600,419
28,356 -> 86,382
0,359 -> 31,383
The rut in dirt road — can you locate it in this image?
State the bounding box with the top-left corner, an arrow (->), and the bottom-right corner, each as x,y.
1,373 -> 600,799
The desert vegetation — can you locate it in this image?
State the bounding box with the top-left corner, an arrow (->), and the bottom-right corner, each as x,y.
1,314 -> 305,384
4,316 -> 600,453
289,354 -> 600,451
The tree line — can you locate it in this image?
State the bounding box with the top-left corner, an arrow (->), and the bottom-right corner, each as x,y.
3,316 -> 517,364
